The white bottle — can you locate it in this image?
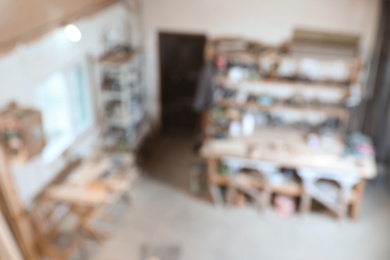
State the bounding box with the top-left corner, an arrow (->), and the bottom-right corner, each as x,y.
242,114 -> 255,136
229,121 -> 241,137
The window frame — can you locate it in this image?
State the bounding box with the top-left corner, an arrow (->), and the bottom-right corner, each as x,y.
37,58 -> 96,163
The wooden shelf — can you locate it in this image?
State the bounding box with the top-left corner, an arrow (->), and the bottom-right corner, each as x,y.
203,37 -> 370,219
272,181 -> 303,197
211,174 -> 303,197
216,99 -> 348,119
106,118 -> 133,128
214,51 -> 259,63
131,121 -> 150,151
99,51 -> 138,65
216,76 -> 349,90
215,76 -> 349,104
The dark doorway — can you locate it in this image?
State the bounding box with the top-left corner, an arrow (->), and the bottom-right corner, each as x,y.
363,0 -> 390,163
159,32 -> 206,136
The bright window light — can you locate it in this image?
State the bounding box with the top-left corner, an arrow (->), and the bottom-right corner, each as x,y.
64,24 -> 82,43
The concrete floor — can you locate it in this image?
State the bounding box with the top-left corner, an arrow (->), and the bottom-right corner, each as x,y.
93,137 -> 390,260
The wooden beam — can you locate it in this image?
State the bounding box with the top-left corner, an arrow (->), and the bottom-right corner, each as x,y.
0,209 -> 23,260
0,146 -> 39,260
0,0 -> 120,56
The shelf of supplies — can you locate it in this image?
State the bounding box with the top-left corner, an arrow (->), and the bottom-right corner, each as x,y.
106,118 -> 134,128
216,99 -> 348,119
99,51 -> 138,65
215,76 -> 349,104
211,174 -> 303,197
214,51 -> 259,63
102,89 -> 130,100
131,121 -> 150,151
101,88 -> 141,101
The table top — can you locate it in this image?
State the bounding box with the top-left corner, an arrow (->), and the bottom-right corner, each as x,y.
46,185 -> 112,206
45,152 -> 138,207
201,128 -> 376,179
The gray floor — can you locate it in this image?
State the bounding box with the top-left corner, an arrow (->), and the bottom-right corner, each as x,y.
93,137 -> 390,260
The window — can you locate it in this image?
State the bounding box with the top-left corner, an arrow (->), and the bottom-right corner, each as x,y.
36,63 -> 93,162
68,66 -> 93,131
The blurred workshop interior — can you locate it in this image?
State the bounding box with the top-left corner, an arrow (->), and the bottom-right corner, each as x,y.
0,0 -> 390,260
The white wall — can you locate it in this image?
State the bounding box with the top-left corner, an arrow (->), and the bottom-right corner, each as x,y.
141,0 -> 381,121
0,3 -> 131,206
0,0 -> 381,205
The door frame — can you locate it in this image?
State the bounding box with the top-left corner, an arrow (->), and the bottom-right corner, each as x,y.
157,30 -> 207,135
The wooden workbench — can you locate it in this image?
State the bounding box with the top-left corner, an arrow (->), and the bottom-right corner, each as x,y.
201,128 -> 376,219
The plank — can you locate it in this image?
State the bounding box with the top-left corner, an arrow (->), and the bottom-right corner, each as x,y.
46,185 -> 112,207
0,0 -> 120,54
216,76 -> 348,104
0,209 -> 23,260
216,99 -> 347,119
0,146 -> 38,259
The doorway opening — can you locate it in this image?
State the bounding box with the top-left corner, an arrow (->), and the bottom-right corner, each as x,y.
158,32 -> 206,136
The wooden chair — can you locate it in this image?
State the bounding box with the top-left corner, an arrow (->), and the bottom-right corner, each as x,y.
30,200 -> 86,260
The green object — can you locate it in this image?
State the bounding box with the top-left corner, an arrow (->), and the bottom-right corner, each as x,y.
219,164 -> 229,176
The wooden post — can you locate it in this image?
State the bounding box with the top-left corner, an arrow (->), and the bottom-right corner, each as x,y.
0,209 -> 23,260
0,145 -> 39,260
350,180 -> 366,220
207,158 -> 224,205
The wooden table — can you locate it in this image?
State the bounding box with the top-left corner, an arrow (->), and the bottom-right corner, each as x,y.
44,153 -> 138,242
45,185 -> 113,242
201,128 -> 376,219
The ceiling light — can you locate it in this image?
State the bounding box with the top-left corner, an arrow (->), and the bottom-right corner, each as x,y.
64,24 -> 82,43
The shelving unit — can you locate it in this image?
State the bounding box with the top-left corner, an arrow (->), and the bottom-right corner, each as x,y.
204,35 -> 363,138
99,47 -> 148,152
215,76 -> 349,102
200,35 -> 376,219
216,100 -> 347,120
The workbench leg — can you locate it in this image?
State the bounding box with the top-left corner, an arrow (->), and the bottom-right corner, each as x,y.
350,180 -> 366,220
299,192 -> 312,214
226,185 -> 237,206
338,186 -> 351,220
209,185 -> 224,206
297,174 -> 314,215
207,158 -> 224,206
337,177 -> 361,220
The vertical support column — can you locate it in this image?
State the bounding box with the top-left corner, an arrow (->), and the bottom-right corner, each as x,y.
0,146 -> 38,260
0,209 -> 23,260
350,180 -> 366,220
207,157 -> 224,206
299,177 -> 313,215
337,177 -> 360,219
